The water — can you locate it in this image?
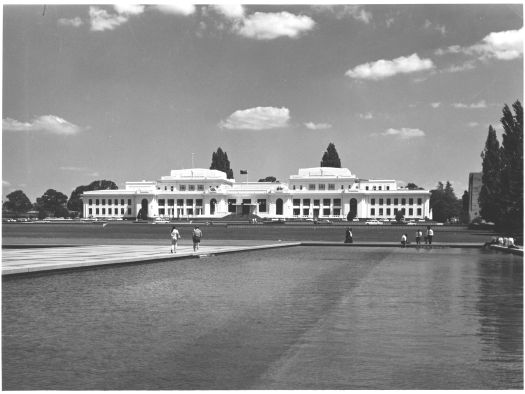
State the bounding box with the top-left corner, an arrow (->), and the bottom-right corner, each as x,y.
2,247 -> 522,389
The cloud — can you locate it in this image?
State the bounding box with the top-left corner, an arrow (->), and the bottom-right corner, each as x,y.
152,4 -> 196,16
442,60 -> 477,73
3,180 -> 11,187
424,19 -> 446,35
235,12 -> 315,40
89,6 -> 128,31
468,122 -> 480,128
3,115 -> 83,135
359,112 -> 374,119
436,28 -> 523,61
312,5 -> 372,24
452,100 -> 487,109
209,4 -> 245,20
381,127 -> 425,139
59,166 -> 88,171
430,102 -> 441,108
114,4 -> 145,16
385,17 -> 395,28
58,17 -> 83,27
304,122 -> 332,130
219,107 -> 290,130
345,53 -> 434,81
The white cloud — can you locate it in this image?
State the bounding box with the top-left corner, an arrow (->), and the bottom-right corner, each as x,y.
3,115 -> 83,135
114,4 -> 145,16
345,53 -> 434,81
3,180 -> 11,187
470,27 -> 523,60
209,4 -> 245,20
88,172 -> 100,177
452,100 -> 487,109
424,19 -> 446,35
442,60 -> 477,73
219,107 -> 290,130
89,6 -> 128,31
359,112 -> 374,119
312,5 -> 372,24
385,17 -> 395,28
152,4 -> 196,16
235,12 -> 315,40
381,127 -> 425,139
304,122 -> 332,130
468,122 -> 480,127
58,17 -> 83,27
430,102 -> 441,108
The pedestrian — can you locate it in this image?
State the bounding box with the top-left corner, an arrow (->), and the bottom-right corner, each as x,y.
426,226 -> 434,245
415,229 -> 422,245
345,227 -> 353,243
401,233 -> 408,248
192,226 -> 203,252
170,226 -> 180,253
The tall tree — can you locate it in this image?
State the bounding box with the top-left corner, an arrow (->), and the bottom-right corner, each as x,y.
499,100 -> 523,232
67,180 -> 118,216
478,126 -> 502,223
461,190 -> 470,223
35,189 -> 68,217
2,190 -> 33,213
430,181 -> 460,222
320,143 -> 341,168
210,147 -> 234,179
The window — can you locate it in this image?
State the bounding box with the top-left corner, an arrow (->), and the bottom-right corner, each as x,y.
303,199 -> 310,206
89,199 -> 92,205
379,198 -> 384,205
196,199 -> 203,207
366,186 -> 369,190
108,199 -> 112,205
170,186 -> 174,192
318,184 -> 326,190
371,198 -> 375,205
300,185 -> 303,190
127,208 -> 131,215
159,208 -> 165,215
386,198 -> 391,205
293,199 -> 300,206
128,199 -> 131,205
177,199 -> 183,207
303,208 -> 309,215
88,208 -> 92,215
333,208 -> 341,216
379,186 -> 382,190
186,199 -> 193,206
409,198 -> 414,205
115,199 -> 118,205
102,208 -> 106,215
197,185 -> 204,191
180,185 -> 186,191
102,199 -> 106,205
328,184 -> 335,190
417,208 -> 422,216
323,199 -> 330,206
379,208 -> 383,216
373,186 -> 377,191
409,208 -> 413,216
394,198 -> 398,205
108,208 -> 112,215
96,208 -> 99,215
189,185 -> 195,191
314,199 -> 320,206
168,199 -> 174,206
187,208 -> 193,216
258,199 -> 267,212
394,208 -> 398,214
309,184 -> 316,190
164,186 -> 167,191
333,198 -> 341,206
386,186 -> 390,190
341,185 -> 344,190
386,208 -> 391,216
417,198 -> 422,205
121,208 -> 124,215
158,199 -> 165,206
293,208 -> 300,215
371,208 -> 375,216
323,208 -> 330,216
228,199 -> 236,213
402,198 -> 406,205
292,185 -> 296,190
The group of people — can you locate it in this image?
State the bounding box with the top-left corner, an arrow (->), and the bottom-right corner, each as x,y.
170,225 -> 203,253
484,235 -> 517,249
344,226 -> 435,247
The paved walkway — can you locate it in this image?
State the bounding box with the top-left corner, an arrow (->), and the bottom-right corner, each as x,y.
2,243 -> 300,276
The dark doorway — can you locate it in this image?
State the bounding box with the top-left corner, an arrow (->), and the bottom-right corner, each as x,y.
210,199 -> 217,215
276,198 -> 283,215
242,199 -> 251,215
141,199 -> 148,219
349,198 -> 358,220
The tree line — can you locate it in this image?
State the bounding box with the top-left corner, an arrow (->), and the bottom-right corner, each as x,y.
478,100 -> 522,234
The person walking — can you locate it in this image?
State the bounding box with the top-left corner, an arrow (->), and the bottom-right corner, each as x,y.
415,229 -> 422,245
401,233 -> 408,248
192,226 -> 203,252
426,226 -> 434,245
170,226 -> 181,253
344,227 -> 353,243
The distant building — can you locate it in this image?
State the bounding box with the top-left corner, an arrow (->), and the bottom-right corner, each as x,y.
81,167 -> 432,220
468,172 -> 482,221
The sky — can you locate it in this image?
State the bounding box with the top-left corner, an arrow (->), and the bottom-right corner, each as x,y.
2,3 -> 523,202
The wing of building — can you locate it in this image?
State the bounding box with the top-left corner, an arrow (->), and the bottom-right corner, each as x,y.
81,167 -> 432,220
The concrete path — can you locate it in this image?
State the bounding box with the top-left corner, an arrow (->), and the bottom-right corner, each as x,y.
2,242 -> 300,276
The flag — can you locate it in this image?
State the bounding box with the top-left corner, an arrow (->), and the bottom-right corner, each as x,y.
240,170 -> 248,174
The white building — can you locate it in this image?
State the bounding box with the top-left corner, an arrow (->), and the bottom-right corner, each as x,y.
81,167 -> 432,220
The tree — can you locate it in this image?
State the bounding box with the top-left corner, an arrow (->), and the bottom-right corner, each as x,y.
320,143 -> 341,168
67,180 -> 118,216
210,147 -> 234,179
407,182 -> 424,190
430,181 -> 461,222
35,189 -> 68,217
499,100 -> 523,232
395,209 -> 405,222
2,190 -> 33,213
460,190 -> 470,223
478,126 -> 502,223
258,176 -> 277,182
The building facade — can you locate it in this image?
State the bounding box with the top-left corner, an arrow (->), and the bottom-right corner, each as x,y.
81,167 -> 432,220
